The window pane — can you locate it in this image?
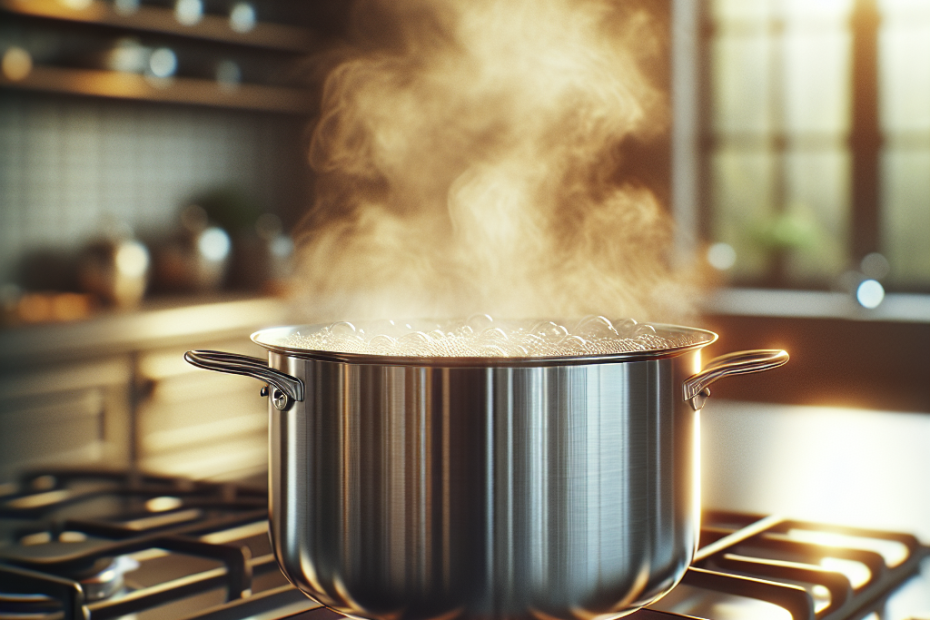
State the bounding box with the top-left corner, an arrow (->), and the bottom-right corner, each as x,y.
878,0 -> 930,17
712,0 -> 853,23
781,28 -> 852,134
712,34 -> 773,134
707,0 -> 929,292
711,0 -> 775,22
879,22 -> 930,134
784,0 -> 855,19
881,149 -> 930,287
783,149 -> 851,281
878,2 -> 930,290
711,148 -> 775,279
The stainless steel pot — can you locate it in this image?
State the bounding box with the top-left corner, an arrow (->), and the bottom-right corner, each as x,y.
185,322 -> 787,620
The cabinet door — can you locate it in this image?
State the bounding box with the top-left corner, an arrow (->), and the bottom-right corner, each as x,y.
0,357 -> 132,482
135,339 -> 269,481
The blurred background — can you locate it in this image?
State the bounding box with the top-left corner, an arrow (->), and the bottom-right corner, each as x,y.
1,0 -> 928,536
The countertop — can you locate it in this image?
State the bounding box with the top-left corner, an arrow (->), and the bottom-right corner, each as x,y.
0,294 -> 296,367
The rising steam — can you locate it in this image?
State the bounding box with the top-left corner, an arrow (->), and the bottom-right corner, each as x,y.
291,0 -> 698,323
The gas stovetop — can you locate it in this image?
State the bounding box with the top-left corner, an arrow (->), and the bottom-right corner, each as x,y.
1,468 -> 928,620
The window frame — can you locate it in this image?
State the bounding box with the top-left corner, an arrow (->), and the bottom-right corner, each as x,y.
685,0 -> 928,292
672,1 -> 930,414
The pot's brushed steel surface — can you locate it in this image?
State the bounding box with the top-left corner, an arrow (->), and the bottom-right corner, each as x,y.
267,352 -> 703,620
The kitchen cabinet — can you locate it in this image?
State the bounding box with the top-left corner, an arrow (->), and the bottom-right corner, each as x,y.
135,335 -> 271,480
0,295 -> 295,482
0,353 -> 132,482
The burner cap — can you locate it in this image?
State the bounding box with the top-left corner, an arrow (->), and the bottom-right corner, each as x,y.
0,530 -> 140,605
78,555 -> 140,601
0,554 -> 139,613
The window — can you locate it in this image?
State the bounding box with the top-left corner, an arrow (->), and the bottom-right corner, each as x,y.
703,0 -> 930,293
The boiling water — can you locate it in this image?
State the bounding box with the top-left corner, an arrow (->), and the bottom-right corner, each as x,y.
282,315 -> 700,357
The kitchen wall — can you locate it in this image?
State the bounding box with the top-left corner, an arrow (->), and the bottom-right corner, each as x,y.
0,90 -> 309,287
703,399 -> 930,543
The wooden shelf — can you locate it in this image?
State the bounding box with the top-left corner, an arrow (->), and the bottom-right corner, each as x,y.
0,64 -> 314,114
1,0 -> 321,54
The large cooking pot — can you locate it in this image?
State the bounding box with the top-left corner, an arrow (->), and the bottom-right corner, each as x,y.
185,320 -> 787,620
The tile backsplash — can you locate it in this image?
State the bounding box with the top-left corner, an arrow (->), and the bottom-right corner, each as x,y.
0,91 -> 309,285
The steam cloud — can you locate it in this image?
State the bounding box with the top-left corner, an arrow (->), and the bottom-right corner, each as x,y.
291,0 -> 699,324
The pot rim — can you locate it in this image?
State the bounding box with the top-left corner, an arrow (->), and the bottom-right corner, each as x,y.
251,322 -> 719,368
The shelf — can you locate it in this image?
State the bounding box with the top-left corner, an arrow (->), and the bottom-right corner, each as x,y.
1,0 -> 321,54
0,63 -> 314,113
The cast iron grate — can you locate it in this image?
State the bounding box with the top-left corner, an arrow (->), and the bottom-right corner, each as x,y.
640,510 -> 928,620
1,469 -> 926,620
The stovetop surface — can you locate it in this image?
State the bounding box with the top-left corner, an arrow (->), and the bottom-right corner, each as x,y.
1,468 -> 929,620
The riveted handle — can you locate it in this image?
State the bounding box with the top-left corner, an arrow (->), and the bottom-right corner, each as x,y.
683,349 -> 788,410
184,350 -> 304,409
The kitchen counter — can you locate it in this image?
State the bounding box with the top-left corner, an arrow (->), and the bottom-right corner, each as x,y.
0,294 -> 295,367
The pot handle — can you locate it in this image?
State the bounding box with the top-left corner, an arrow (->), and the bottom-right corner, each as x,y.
683,349 -> 788,410
184,350 -> 305,407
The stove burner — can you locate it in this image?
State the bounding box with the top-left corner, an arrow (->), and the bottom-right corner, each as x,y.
75,555 -> 139,601
0,468 -> 272,619
1,469 -> 927,620
0,556 -> 137,617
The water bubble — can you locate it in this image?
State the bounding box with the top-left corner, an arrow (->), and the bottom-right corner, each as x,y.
520,333 -> 545,349
399,331 -> 432,344
368,334 -> 397,349
466,313 -> 494,332
614,318 -> 638,337
533,321 -> 569,342
341,335 -> 366,351
572,315 -> 618,339
479,327 -> 509,342
282,315 -> 688,357
480,344 -> 508,357
558,335 -> 587,353
330,321 -> 356,336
